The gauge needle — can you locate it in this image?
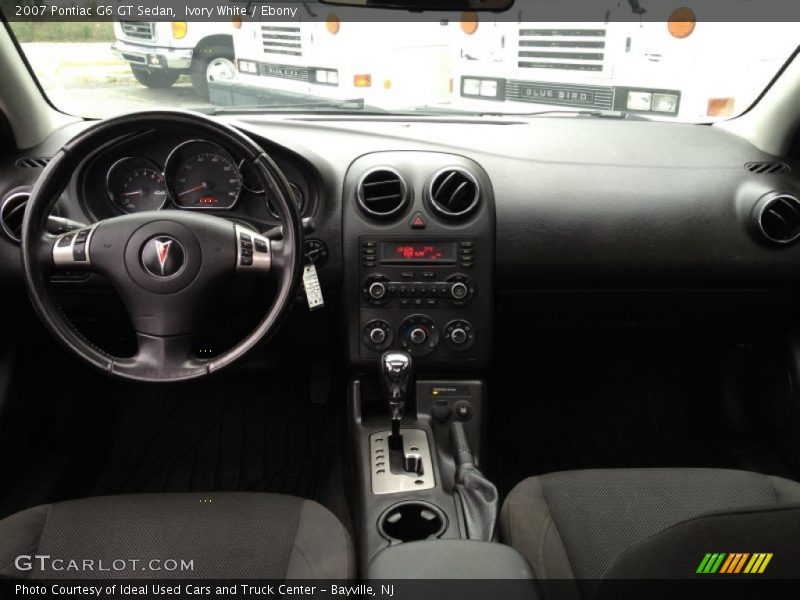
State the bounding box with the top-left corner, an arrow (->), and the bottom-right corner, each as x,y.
123,190 -> 143,197
178,183 -> 207,196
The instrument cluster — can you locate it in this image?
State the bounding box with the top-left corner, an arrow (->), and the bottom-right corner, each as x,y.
86,135 -> 311,222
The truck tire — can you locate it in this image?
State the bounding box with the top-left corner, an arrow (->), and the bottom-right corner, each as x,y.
190,45 -> 236,101
131,66 -> 180,89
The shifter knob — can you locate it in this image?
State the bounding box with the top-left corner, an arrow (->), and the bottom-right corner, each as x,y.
380,350 -> 413,449
380,351 -> 413,405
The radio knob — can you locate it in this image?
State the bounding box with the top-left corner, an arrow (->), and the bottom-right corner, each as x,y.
368,281 -> 387,300
369,327 -> 387,345
450,328 -> 468,345
450,281 -> 469,300
409,327 -> 427,344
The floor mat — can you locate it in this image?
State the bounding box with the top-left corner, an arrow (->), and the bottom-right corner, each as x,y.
92,372 -> 330,500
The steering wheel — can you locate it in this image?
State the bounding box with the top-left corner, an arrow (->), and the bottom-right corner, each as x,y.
20,111 -> 304,382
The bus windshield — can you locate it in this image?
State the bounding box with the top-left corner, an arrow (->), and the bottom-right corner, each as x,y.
7,5 -> 800,122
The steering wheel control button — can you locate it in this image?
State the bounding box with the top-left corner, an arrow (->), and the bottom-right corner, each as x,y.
235,225 -> 271,273
363,319 -> 393,351
399,314 -> 439,356
57,234 -> 74,247
141,236 -> 185,278
444,319 -> 475,351
54,226 -> 97,268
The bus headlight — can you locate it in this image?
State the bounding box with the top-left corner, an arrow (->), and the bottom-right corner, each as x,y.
171,22 -> 188,40
238,60 -> 258,74
626,91 -> 652,111
652,93 -> 679,113
462,77 -> 500,98
314,69 -> 339,85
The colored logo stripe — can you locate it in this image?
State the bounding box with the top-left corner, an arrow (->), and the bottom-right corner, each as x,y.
697,552 -> 773,574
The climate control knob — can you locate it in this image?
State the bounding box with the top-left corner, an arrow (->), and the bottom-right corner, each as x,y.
363,319 -> 393,351
409,327 -> 427,344
450,327 -> 468,345
399,315 -> 439,357
444,319 -> 475,351
369,327 -> 387,345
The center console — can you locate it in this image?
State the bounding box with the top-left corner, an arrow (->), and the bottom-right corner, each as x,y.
343,151 -> 494,370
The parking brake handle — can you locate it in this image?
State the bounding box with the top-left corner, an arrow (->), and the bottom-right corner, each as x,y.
450,420 -> 499,542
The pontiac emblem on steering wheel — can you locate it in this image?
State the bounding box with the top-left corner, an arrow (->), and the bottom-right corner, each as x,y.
142,236 -> 185,277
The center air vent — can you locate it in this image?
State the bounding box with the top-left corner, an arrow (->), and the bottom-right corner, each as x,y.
756,193 -> 800,244
1,192 -> 30,243
745,161 -> 789,175
428,168 -> 480,218
357,168 -> 408,218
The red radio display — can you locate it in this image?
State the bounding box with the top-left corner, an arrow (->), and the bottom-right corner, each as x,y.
380,242 -> 457,263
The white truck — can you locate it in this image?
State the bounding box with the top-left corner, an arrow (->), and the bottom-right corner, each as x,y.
451,1 -> 797,121
210,5 -> 454,110
111,20 -> 236,99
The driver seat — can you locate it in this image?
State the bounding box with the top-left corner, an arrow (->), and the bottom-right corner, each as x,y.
0,493 -> 353,579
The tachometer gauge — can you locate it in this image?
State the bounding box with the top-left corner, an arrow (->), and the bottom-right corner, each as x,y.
106,157 -> 167,214
164,140 -> 242,209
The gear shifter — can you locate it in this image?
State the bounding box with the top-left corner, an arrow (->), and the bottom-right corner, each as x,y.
379,350 -> 413,450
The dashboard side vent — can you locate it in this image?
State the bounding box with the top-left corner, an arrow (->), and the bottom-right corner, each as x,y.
16,157 -> 51,169
357,168 -> 408,218
429,168 -> 480,218
757,193 -> 800,244
745,161 -> 789,175
1,192 -> 30,243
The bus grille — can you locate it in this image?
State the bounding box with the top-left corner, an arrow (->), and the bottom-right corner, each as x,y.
120,21 -> 155,41
261,26 -> 302,56
517,28 -> 606,72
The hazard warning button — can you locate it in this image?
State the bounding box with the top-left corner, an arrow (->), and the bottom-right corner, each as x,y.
409,212 -> 427,230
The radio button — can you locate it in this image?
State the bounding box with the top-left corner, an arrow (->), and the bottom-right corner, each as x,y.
369,282 -> 387,300
450,282 -> 468,300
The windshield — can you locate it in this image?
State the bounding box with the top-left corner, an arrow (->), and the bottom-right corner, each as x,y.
6,6 -> 800,123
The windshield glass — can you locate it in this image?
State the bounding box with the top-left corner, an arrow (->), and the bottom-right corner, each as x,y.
6,5 -> 800,122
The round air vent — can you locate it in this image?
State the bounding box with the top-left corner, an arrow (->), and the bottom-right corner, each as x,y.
267,182 -> 305,218
1,191 -> 30,243
428,167 -> 480,218
756,193 -> 800,244
356,168 -> 409,218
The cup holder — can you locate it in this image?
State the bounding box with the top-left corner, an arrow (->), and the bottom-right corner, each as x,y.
378,501 -> 447,543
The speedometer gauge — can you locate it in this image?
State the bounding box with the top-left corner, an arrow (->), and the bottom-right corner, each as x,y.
164,140 -> 242,209
106,157 -> 167,214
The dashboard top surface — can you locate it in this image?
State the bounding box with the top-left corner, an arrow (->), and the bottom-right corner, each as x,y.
2,113 -> 799,288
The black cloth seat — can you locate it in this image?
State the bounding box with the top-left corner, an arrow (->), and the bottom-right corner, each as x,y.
501,468 -> 800,598
0,492 -> 353,579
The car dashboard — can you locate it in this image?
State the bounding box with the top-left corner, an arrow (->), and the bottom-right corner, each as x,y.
2,113 -> 800,372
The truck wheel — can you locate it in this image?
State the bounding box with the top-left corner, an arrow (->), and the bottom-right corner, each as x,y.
190,45 -> 236,100
131,67 -> 180,89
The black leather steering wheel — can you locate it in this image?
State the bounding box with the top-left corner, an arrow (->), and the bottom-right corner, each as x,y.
20,111 -> 304,382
